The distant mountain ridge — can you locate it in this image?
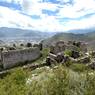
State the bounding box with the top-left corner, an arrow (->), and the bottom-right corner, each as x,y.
0,27 -> 56,40
66,28 -> 95,34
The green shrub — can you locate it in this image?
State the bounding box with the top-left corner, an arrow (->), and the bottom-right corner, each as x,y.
0,68 -> 29,95
64,60 -> 73,67
64,50 -> 72,56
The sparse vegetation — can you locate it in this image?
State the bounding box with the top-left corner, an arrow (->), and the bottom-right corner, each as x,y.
32,48 -> 50,64
0,64 -> 95,95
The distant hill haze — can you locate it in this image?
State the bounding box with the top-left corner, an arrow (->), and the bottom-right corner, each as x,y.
0,27 -> 56,41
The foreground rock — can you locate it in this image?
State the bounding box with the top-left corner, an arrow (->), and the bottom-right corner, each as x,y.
71,50 -> 80,59
77,56 -> 90,64
88,62 -> 95,69
91,51 -> 95,58
56,53 -> 64,63
46,57 -> 57,66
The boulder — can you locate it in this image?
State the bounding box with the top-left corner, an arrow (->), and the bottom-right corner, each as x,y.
88,62 -> 95,69
7,47 -> 16,50
56,52 -> 64,63
91,51 -> 95,58
46,57 -> 57,66
48,53 -> 57,60
64,56 -> 70,63
73,41 -> 81,47
71,50 -> 80,59
78,56 -> 90,64
69,57 -> 78,63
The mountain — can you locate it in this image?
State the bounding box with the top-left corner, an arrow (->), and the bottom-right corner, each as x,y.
43,31 -> 95,50
66,28 -> 95,34
0,27 -> 56,41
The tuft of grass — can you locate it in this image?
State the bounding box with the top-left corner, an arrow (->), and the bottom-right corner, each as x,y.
64,49 -> 72,56
69,63 -> 88,72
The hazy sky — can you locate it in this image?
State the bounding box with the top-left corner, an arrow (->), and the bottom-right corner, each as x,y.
0,0 -> 95,32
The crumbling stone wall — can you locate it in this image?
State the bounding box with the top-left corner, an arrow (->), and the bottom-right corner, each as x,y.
1,47 -> 41,69
50,41 -> 87,55
50,41 -> 65,54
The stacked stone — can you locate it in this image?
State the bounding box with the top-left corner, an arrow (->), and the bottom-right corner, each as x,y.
46,40 -> 88,66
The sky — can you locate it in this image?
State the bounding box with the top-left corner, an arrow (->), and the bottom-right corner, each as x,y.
0,0 -> 95,32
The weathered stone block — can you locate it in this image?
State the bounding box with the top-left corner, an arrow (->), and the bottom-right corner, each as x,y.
48,53 -> 57,60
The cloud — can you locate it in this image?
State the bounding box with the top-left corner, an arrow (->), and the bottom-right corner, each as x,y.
0,0 -> 95,32
0,6 -> 34,29
21,0 -> 58,16
0,6 -> 64,32
57,0 -> 95,18
22,0 -> 30,11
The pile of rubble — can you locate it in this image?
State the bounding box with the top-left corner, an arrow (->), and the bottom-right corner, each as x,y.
45,40 -> 95,69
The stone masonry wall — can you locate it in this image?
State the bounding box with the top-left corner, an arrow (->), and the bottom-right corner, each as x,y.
1,47 -> 41,69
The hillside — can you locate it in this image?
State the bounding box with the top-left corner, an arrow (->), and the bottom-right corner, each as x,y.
43,31 -> 95,50
0,27 -> 56,41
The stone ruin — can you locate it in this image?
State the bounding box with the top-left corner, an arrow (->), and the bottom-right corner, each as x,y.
46,40 -> 95,70
50,40 -> 87,54
0,43 -> 42,69
46,40 -> 89,66
50,41 -> 65,54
